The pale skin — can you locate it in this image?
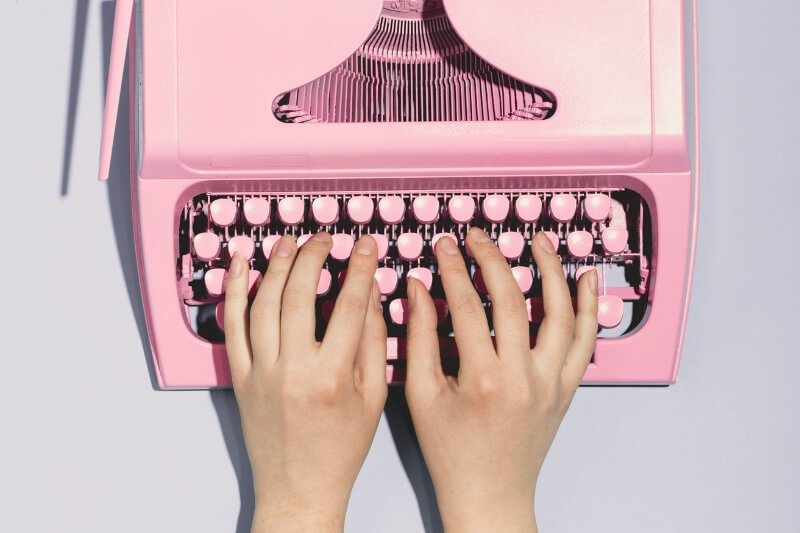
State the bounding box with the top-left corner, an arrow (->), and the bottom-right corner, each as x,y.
224,228 -> 598,533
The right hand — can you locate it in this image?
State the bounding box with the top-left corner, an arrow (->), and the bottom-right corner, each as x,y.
404,229 -> 599,533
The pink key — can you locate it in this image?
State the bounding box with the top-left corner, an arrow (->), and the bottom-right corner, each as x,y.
602,227 -> 629,255
205,269 -> 227,297
193,232 -> 221,262
598,295 -> 624,329
389,299 -> 410,325
511,266 -> 534,293
215,302 -> 225,330
311,197 -> 340,225
567,231 -> 594,259
278,198 -> 305,226
473,269 -> 487,294
515,195 -> 542,223
375,267 -> 399,296
584,194 -> 611,222
412,196 -> 440,224
576,266 -> 598,283
330,234 -> 355,262
483,195 -> 510,223
397,233 -> 424,261
368,234 -> 389,261
296,234 -> 313,248
498,231 -> 526,260
434,299 -> 449,325
347,196 -> 374,225
261,235 -> 282,259
317,269 -> 332,296
378,197 -> 406,224
544,231 -> 561,253
322,300 -> 336,322
550,194 -> 577,223
448,196 -> 476,224
244,198 -> 270,226
227,235 -> 255,261
432,233 -> 458,251
407,268 -> 433,290
210,198 -> 237,227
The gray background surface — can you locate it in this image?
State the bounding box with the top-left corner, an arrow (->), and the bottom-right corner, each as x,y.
1,1 -> 798,531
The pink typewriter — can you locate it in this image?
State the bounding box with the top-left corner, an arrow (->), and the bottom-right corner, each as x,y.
99,0 -> 700,389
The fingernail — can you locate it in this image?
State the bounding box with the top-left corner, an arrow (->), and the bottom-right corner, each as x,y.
229,252 -> 244,277
437,235 -> 460,256
354,235 -> 376,256
312,232 -> 331,243
371,281 -> 382,310
275,236 -> 294,257
588,270 -> 598,292
469,227 -> 491,243
537,232 -> 556,254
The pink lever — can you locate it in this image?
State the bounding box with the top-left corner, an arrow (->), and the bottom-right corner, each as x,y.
398,233 -> 424,261
244,198 -> 270,226
567,231 -> 594,259
412,196 -> 440,224
261,235 -> 282,260
375,268 -> 399,296
210,198 -> 237,227
330,234 -> 355,262
584,194 -> 611,222
368,234 -> 389,261
515,195 -> 542,223
448,196 -> 476,224
407,268 -> 434,291
317,269 -> 332,296
193,232 -> 221,262
228,235 -> 255,262
598,295 -> 624,329
483,195 -> 510,223
278,198 -> 305,226
602,227 -> 629,255
378,197 -> 406,224
348,196 -> 374,225
389,299 -> 410,325
498,232 -> 526,260
312,197 -> 340,225
511,266 -> 534,293
550,194 -> 577,223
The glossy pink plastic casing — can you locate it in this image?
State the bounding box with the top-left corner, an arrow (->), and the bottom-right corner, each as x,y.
100,0 -> 700,389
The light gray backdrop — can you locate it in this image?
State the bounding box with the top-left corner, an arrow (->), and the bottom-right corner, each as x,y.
1,1 -> 798,531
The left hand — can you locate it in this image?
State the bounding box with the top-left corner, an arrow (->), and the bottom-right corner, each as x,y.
223,233 -> 388,533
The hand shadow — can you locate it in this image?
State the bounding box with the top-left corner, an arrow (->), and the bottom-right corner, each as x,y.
88,3 -> 441,531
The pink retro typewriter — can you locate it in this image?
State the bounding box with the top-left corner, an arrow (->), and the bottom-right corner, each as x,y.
99,0 -> 699,389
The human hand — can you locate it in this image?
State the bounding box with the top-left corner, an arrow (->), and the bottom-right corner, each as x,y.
404,229 -> 598,533
223,233 -> 388,533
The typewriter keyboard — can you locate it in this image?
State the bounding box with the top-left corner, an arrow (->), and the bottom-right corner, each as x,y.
178,189 -> 652,365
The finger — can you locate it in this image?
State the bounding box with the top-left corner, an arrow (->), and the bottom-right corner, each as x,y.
250,235 -> 297,365
354,280 -> 388,396
562,269 -> 599,391
322,235 -> 379,366
434,235 -> 495,374
405,277 -> 445,393
223,252 -> 253,383
279,232 -> 332,353
465,228 -> 530,358
531,232 -> 575,372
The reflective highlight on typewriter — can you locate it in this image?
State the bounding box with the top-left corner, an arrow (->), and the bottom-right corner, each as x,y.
274,0 -> 556,124
179,190 -> 651,381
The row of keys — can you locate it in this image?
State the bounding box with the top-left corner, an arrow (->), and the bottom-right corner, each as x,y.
193,227 -> 629,264
206,193 -> 615,229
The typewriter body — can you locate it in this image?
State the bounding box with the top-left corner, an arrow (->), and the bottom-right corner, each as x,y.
99,0 -> 699,389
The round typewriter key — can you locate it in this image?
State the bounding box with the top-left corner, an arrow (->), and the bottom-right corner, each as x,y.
511,266 -> 534,294
584,194 -> 611,222
543,231 -> 561,254
347,196 -> 374,225
227,235 -> 255,262
482,195 -> 510,223
244,198 -> 270,226
447,196 -> 476,224
601,227 -> 629,255
598,295 -> 624,329
210,198 -> 238,227
389,299 -> 410,325
278,197 -> 305,226
261,235 -> 283,260
397,233 -> 424,261
375,267 -> 399,296
312,197 -> 340,226
412,196 -> 440,224
567,231 -> 594,259
407,268 -> 434,291
515,195 -> 542,223
368,234 -> 389,261
330,234 -> 355,262
378,197 -> 406,224
204,269 -> 227,297
193,232 -> 221,262
550,194 -> 577,223
498,231 -> 526,260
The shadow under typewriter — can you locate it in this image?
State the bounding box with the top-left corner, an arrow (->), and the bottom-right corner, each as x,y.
272,0 -> 556,124
182,190 -> 650,383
